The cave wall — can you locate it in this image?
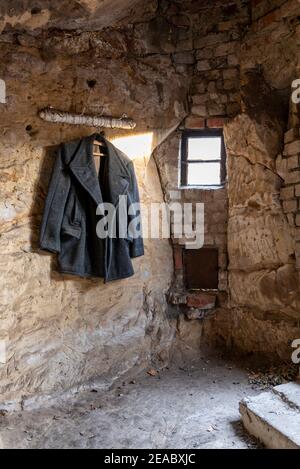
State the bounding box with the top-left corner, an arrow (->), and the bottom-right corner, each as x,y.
152,1 -> 249,335
152,0 -> 300,363
153,0 -> 250,293
1,0 -> 300,408
0,2 -> 195,408
203,0 -> 300,362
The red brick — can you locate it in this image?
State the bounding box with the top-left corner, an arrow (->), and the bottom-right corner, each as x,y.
185,116 -> 205,129
207,118 -> 227,128
186,292 -> 216,309
174,247 -> 183,270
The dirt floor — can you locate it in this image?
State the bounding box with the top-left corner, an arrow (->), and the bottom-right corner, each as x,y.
0,357 -> 260,449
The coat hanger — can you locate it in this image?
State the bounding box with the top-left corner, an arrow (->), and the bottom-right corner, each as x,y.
93,138 -> 107,157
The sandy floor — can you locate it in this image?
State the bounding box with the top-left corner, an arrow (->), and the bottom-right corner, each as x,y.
0,358 -> 260,449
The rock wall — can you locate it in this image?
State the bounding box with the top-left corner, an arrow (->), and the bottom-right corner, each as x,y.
153,0 -> 300,363
1,0 -> 300,408
152,2 -> 251,338
153,0 -> 250,297
0,3 -> 196,407
203,0 -> 300,362
153,132 -> 228,294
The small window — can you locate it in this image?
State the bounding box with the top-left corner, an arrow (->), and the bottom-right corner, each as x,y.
180,129 -> 226,187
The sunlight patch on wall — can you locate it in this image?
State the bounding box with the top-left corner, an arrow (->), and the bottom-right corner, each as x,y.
0,339 -> 7,364
111,132 -> 154,160
0,79 -> 6,103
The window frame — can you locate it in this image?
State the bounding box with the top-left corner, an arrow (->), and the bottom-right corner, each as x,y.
180,129 -> 227,188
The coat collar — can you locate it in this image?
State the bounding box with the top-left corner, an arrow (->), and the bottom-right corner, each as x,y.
69,133 -> 130,207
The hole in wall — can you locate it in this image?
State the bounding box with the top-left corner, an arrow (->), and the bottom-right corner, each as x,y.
222,3 -> 238,16
31,7 -> 41,15
87,79 -> 97,89
26,124 -> 38,137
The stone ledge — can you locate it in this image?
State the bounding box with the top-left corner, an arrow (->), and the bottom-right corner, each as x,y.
168,290 -> 219,321
240,382 -> 300,449
186,292 -> 216,309
185,308 -> 215,320
169,291 -> 216,309
273,381 -> 300,411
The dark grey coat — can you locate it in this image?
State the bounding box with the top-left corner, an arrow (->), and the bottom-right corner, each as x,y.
40,133 -> 144,282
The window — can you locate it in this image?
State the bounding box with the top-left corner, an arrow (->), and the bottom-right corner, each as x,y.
180,129 -> 226,187
184,248 -> 219,290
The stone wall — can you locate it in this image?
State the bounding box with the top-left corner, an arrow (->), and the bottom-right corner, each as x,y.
154,0 -> 300,363
0,2 -> 197,408
153,1 -> 250,310
203,0 -> 300,363
1,0 -> 300,408
0,0 -> 255,405
154,132 -> 229,295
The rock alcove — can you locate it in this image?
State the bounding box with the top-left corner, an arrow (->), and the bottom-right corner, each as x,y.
0,0 -> 300,450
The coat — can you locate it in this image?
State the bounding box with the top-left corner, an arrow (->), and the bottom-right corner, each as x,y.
40,133 -> 144,282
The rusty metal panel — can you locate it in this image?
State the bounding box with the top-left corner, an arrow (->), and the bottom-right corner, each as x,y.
184,248 -> 218,290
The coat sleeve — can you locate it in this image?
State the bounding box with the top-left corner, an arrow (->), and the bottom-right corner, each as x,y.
127,161 -> 144,259
40,146 -> 71,253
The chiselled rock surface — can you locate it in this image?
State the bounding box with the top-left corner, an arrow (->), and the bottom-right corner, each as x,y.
0,0 -> 152,32
0,137 -> 176,406
240,382 -> 300,449
1,0 -> 300,409
0,5 -> 195,405
206,109 -> 300,360
149,1 -> 300,363
202,0 -> 300,361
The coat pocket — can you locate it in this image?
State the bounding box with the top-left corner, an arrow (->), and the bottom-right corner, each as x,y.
61,189 -> 82,239
61,222 -> 82,239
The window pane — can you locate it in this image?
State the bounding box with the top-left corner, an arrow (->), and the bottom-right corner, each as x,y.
188,137 -> 221,161
187,162 -> 221,186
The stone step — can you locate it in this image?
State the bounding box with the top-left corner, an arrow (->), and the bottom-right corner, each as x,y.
240,383 -> 300,449
273,381 -> 300,411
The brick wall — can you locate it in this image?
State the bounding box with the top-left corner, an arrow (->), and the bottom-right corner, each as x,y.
153,2 -> 252,300
154,128 -> 229,297
278,100 -> 300,269
185,3 -> 249,124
